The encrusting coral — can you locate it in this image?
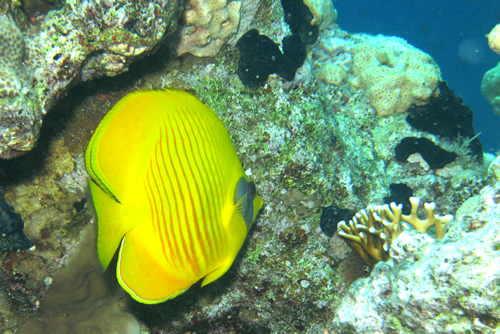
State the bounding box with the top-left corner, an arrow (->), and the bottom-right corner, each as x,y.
0,14 -> 29,98
487,23 -> 500,55
481,61 -> 500,116
313,31 -> 441,116
303,0 -> 337,30
337,197 -> 454,267
176,0 -> 242,57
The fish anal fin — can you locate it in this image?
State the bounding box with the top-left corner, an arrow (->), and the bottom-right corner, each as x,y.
117,231 -> 196,304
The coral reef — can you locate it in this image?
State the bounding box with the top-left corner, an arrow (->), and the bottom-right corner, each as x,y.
337,197 -> 453,267
0,2 -> 494,332
176,0 -> 242,57
0,0 -> 183,159
481,61 -> 500,116
313,30 -> 441,116
333,155 -> 500,333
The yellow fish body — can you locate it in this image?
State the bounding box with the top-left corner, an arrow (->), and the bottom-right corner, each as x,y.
85,89 -> 263,304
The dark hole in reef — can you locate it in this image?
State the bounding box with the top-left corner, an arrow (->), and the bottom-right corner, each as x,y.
320,205 -> 354,237
73,197 -> 86,212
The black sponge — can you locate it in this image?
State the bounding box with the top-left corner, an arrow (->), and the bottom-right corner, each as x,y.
0,193 -> 33,250
395,137 -> 458,169
236,29 -> 286,88
406,81 -> 483,160
281,0 -> 319,44
236,0 -> 318,88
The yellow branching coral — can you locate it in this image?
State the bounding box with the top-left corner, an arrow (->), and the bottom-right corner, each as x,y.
337,197 -> 454,267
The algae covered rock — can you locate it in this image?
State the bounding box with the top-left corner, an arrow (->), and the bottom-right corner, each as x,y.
0,0 -> 183,159
0,14 -> 40,158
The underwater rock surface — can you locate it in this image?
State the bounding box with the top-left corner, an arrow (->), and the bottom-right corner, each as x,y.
0,0 -> 183,159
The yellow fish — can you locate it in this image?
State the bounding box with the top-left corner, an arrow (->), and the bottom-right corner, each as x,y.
85,89 -> 263,304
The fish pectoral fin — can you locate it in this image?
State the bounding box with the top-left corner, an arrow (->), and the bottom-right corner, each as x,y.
201,262 -> 231,287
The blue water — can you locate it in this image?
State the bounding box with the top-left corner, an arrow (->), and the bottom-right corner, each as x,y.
334,0 -> 500,153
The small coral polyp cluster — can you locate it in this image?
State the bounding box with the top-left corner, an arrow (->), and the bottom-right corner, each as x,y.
338,197 -> 454,267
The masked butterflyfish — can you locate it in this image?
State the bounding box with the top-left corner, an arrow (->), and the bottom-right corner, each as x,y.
85,89 -> 264,304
